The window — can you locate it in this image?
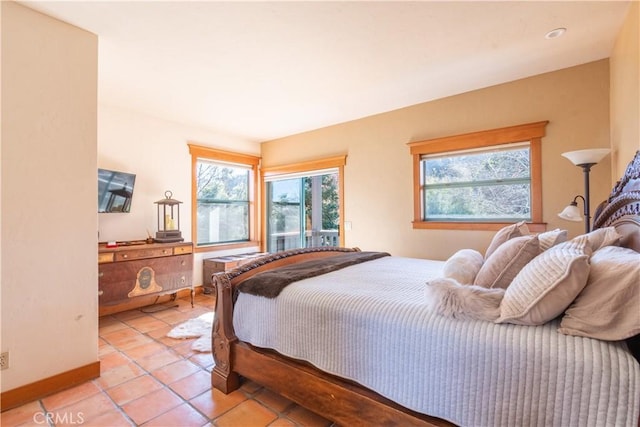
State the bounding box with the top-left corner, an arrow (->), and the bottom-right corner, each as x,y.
265,171 -> 340,252
262,156 -> 346,251
408,121 -> 548,231
188,144 -> 260,250
422,143 -> 531,222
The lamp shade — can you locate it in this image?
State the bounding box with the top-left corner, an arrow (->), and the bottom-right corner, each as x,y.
557,203 -> 583,222
561,148 -> 610,166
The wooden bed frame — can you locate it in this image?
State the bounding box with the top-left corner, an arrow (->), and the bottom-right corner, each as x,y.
211,151 -> 640,427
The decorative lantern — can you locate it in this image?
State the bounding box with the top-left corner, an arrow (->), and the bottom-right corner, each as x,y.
154,190 -> 183,242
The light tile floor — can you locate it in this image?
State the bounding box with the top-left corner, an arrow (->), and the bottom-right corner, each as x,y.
1,293 -> 334,427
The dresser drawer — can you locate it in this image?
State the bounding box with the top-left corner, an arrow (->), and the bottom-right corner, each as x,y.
98,252 -> 114,264
173,244 -> 193,255
114,247 -> 172,261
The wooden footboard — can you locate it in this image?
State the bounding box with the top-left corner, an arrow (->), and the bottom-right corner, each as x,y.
231,342 -> 452,427
211,247 -> 361,393
210,246 -> 452,426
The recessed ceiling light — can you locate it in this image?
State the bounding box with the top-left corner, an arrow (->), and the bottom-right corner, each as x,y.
545,28 -> 567,39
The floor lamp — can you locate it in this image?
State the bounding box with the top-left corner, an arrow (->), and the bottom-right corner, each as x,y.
557,148 -> 611,233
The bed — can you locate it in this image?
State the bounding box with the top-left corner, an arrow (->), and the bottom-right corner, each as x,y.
211,151 -> 640,427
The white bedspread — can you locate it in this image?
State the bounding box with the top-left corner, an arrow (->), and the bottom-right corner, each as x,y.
233,256 -> 640,427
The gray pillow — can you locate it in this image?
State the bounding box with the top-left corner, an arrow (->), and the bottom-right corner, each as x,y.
496,234 -> 591,326
559,246 -> 640,341
474,235 -> 539,289
484,221 -> 530,259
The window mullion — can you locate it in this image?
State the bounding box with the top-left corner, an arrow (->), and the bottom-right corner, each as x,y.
423,177 -> 530,191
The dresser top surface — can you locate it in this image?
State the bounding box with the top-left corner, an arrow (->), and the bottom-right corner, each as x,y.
99,241 -> 192,253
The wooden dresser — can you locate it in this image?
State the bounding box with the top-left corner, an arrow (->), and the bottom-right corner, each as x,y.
98,241 -> 194,309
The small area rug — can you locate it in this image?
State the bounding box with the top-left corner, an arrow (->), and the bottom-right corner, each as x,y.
167,312 -> 213,353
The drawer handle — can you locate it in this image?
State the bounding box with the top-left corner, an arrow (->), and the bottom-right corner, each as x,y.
98,272 -> 104,278
98,290 -> 104,296
163,250 -> 169,254
181,261 -> 185,266
122,254 -> 128,259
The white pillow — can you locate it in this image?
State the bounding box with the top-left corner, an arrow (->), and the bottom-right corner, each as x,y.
559,246 -> 640,341
538,229 -> 568,251
496,234 -> 592,326
484,221 -> 530,259
442,249 -> 484,285
583,226 -> 621,252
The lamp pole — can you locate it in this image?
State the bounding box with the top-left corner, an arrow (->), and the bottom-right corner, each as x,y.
578,163 -> 595,233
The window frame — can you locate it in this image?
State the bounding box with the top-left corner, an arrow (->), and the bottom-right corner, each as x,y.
407,121 -> 548,232
261,155 -> 347,249
188,143 -> 261,252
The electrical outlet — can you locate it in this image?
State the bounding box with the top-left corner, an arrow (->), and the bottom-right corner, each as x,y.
0,352 -> 8,370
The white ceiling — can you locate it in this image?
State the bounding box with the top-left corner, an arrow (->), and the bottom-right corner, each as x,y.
22,1 -> 631,142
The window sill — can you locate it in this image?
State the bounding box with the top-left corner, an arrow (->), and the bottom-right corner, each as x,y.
194,241 -> 260,253
412,221 -> 547,232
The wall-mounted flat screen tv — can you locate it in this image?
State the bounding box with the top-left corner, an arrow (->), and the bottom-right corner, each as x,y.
98,168 -> 136,213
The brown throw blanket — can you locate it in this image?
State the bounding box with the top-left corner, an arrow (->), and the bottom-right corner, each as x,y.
236,251 -> 390,298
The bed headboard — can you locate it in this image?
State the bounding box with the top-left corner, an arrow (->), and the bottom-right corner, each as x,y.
592,150 -> 640,253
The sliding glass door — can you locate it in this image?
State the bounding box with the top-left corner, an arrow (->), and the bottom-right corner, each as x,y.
266,171 -> 340,252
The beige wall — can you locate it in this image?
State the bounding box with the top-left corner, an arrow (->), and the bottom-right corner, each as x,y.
262,61 -> 613,259
610,0 -> 640,179
98,104 -> 259,243
1,2 -> 98,391
98,105 -> 260,286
